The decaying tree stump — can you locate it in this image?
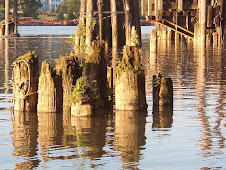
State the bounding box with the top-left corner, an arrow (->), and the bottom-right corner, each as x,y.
153,74 -> 173,106
115,45 -> 147,111
56,55 -> 81,107
37,62 -> 62,113
11,52 -> 39,112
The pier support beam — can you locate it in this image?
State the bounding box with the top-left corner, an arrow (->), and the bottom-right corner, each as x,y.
5,0 -> 9,36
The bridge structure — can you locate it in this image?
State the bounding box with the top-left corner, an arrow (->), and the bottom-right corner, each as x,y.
141,0 -> 226,43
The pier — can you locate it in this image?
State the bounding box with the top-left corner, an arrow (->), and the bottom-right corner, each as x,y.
141,0 -> 226,43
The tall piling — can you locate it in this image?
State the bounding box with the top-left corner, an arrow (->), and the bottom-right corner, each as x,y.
12,52 -> 39,112
5,0 -> 9,36
56,55 -> 81,107
37,62 -> 62,113
115,46 -> 147,111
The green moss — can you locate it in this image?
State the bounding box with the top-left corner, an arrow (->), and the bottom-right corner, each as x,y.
86,41 -> 102,64
116,46 -> 144,76
69,77 -> 89,104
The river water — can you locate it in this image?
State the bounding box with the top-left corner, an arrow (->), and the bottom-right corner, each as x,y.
0,26 -> 225,169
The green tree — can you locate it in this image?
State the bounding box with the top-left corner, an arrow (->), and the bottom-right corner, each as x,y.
19,0 -> 42,18
56,0 -> 80,19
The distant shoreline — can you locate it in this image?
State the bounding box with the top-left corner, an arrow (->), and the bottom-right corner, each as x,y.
16,17 -> 154,26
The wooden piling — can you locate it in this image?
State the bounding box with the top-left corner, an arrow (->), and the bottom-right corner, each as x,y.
153,74 -> 173,107
12,52 -> 39,112
115,46 -> 147,111
37,62 -> 63,113
85,0 -> 94,49
150,29 -> 157,53
5,0 -> 9,36
56,55 -> 81,107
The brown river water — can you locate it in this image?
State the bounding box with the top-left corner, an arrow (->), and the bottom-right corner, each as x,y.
0,26 -> 225,169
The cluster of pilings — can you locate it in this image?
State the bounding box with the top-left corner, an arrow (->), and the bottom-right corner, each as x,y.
11,0 -> 149,116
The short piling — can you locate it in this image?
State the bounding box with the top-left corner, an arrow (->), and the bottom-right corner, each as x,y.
12,52 -> 39,112
153,74 -> 173,107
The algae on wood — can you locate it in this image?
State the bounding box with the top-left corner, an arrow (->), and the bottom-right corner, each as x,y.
12,52 -> 39,112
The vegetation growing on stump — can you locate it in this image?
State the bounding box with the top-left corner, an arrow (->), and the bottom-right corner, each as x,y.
115,46 -> 147,111
70,77 -> 94,117
56,55 -> 82,107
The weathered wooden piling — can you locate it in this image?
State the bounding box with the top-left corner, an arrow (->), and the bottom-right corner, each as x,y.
115,46 -> 147,111
85,42 -> 107,108
12,52 -> 39,112
5,0 -> 9,36
153,74 -> 173,107
56,55 -> 81,107
37,62 -> 62,113
150,29 -> 157,53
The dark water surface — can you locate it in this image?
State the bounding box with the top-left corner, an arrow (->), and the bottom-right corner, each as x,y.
0,26 -> 225,169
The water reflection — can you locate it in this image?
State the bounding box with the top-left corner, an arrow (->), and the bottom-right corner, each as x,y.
70,116 -> 108,160
38,112 -> 63,162
12,111 -> 39,169
152,105 -> 173,129
114,111 -> 146,169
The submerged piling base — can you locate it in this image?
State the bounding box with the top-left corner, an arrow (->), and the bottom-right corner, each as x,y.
71,102 -> 93,117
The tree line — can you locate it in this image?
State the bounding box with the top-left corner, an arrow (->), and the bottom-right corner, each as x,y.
0,0 -> 80,19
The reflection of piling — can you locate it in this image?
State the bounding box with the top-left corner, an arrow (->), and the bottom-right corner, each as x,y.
114,110 -> 146,169
11,52 -> 39,112
38,62 -> 63,113
38,112 -> 63,162
153,74 -> 173,107
4,38 -> 10,95
153,105 -> 173,129
12,111 -> 39,169
115,46 -> 147,111
71,116 -> 107,160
